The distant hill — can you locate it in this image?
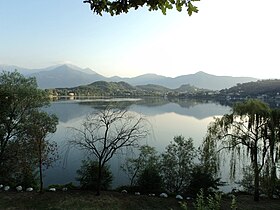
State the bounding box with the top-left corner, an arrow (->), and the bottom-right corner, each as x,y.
53,81 -> 211,98
125,71 -> 257,90
0,64 -> 32,75
220,79 -> 280,97
1,64 -> 258,90
54,81 -> 140,97
174,84 -> 207,93
170,71 -> 257,90
136,84 -> 171,95
28,64 -> 105,89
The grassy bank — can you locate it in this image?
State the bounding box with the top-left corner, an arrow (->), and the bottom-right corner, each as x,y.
0,190 -> 280,210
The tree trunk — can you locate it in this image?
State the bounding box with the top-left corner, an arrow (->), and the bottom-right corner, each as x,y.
269,132 -> 276,198
270,164 -> 277,198
253,150 -> 260,201
96,160 -> 102,196
39,139 -> 43,193
39,157 -> 43,193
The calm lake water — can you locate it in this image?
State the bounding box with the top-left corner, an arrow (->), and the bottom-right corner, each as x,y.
44,98 -> 232,189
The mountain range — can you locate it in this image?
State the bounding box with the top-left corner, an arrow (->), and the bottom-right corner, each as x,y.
0,64 -> 258,90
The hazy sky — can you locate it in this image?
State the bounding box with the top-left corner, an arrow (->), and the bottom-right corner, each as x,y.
0,0 -> 279,79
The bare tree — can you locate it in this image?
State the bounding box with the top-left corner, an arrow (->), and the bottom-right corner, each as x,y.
69,106 -> 149,195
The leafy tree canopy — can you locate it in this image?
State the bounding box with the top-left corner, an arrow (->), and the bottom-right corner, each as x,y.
161,135 -> 196,193
121,145 -> 159,186
205,99 -> 280,201
0,71 -> 49,165
77,159 -> 113,190
0,71 -> 58,188
83,0 -> 200,16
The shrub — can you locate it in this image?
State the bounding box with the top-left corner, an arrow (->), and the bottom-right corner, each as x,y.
76,159 -> 113,190
188,165 -> 221,197
137,165 -> 162,194
240,166 -> 254,194
194,189 -> 222,210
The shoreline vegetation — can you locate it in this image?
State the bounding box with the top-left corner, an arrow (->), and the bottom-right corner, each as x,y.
47,79 -> 280,108
1,190 -> 280,210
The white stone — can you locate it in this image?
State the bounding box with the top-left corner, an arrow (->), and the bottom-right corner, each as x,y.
135,192 -> 140,196
121,189 -> 128,194
0,184 -> 3,189
273,194 -> 279,199
176,195 -> 183,200
62,187 -> 68,192
49,188 -> 56,192
260,194 -> 267,198
26,187 -> 33,192
16,186 -> 23,192
4,186 -> 10,191
160,193 -> 168,198
148,193 -> 156,197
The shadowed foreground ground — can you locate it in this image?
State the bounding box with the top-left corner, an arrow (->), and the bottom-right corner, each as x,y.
0,190 -> 280,210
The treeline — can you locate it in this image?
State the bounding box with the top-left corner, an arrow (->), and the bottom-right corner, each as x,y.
220,79 -> 280,97
76,136 -> 220,197
46,78 -> 280,102
47,81 -> 206,98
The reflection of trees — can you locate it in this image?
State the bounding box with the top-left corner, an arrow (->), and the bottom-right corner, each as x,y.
47,98 -> 232,123
218,99 -> 279,109
169,98 -> 214,109
135,98 -> 169,107
136,98 -> 217,110
78,98 -> 215,110
79,100 -> 135,110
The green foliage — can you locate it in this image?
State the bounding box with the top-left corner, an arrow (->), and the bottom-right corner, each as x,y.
194,189 -> 222,210
0,138 -> 39,188
230,195 -> 237,210
55,81 -> 142,97
240,166 -> 254,194
194,189 -> 206,210
23,111 -> 59,168
136,84 -> 171,95
83,0 -> 200,16
76,159 -> 113,190
0,71 -> 57,189
161,136 -> 196,193
199,135 -> 220,181
204,99 -> 280,201
179,202 -> 189,210
69,107 -> 149,195
188,164 -> 221,197
137,164 -> 162,193
220,79 -> 280,98
53,81 -> 206,97
121,145 -> 159,186
121,145 -> 162,193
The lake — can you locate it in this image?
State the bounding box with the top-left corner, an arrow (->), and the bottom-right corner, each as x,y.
43,98 -> 232,189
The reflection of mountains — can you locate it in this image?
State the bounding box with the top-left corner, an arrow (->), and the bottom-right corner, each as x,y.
46,98 -> 231,123
44,102 -> 95,123
131,98 -> 231,119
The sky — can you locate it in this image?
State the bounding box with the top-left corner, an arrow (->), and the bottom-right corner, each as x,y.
0,0 -> 280,79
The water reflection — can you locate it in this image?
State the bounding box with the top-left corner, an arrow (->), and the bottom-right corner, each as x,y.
44,98 -> 231,188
